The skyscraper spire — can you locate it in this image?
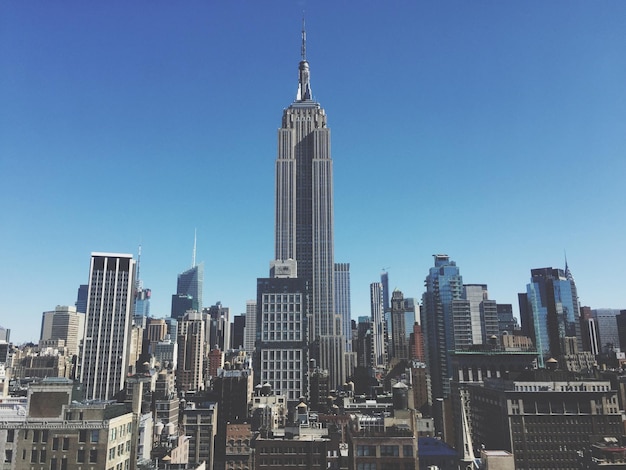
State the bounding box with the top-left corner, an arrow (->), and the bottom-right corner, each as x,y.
136,244 -> 143,290
301,16 -> 306,61
564,250 -> 574,281
192,229 -> 197,268
296,17 -> 312,101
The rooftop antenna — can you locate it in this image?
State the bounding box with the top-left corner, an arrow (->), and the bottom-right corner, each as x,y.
136,243 -> 143,290
192,229 -> 197,268
301,14 -> 306,61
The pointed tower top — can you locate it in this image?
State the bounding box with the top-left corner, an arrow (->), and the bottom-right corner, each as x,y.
296,17 -> 313,101
564,250 -> 574,282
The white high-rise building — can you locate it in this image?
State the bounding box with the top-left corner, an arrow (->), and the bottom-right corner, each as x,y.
80,252 -> 136,400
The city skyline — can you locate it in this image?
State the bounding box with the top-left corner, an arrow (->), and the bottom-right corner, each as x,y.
2,1 -> 626,344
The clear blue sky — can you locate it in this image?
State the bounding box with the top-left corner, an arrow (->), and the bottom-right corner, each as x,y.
2,1 -> 625,344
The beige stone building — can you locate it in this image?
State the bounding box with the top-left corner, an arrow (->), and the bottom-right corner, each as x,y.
0,378 -> 133,470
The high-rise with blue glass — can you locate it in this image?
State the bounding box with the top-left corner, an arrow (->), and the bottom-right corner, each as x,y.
518,266 -> 581,367
171,263 -> 204,319
421,255 -> 464,401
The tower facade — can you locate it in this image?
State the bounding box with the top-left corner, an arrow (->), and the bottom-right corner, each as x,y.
80,252 -> 136,400
390,289 -> 409,361
43,305 -> 85,357
421,255 -> 463,400
255,262 -> 308,404
519,266 -> 582,367
274,25 -> 344,388
172,263 -> 204,318
243,300 -> 257,355
334,262 -> 351,352
177,311 -> 205,392
369,282 -> 387,368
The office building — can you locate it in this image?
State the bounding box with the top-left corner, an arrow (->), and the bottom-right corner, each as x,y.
177,311 -> 205,392
390,290 -> 409,361
171,294 -> 194,321
181,400 -> 217,468
335,262 -> 352,353
205,302 -> 231,352
80,252 -> 136,400
243,300 -> 257,356
255,261 -> 308,404
171,263 -> 204,319
40,306 -> 85,358
592,308 -> 621,353
497,303 -> 518,336
232,314 -> 246,351
617,310 -> 626,356
0,378 -> 133,470
40,310 -> 55,343
518,266 -> 582,367
212,356 -> 254,470
462,284 -> 499,345
273,24 -> 345,388
369,282 -> 387,368
467,370 -> 623,470
134,287 -> 151,319
421,254 -> 464,401
75,284 -> 88,314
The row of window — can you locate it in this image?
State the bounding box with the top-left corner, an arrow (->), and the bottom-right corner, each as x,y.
24,430 -> 98,446
262,331 -> 302,341
28,449 -> 97,464
356,445 -> 413,457
108,441 -> 130,460
261,369 -> 301,380
261,350 -> 302,360
263,294 -> 301,303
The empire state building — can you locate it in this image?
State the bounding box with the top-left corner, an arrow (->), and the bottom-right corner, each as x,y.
274,25 -> 345,388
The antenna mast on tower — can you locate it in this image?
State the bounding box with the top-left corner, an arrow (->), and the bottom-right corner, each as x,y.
192,229 -> 197,268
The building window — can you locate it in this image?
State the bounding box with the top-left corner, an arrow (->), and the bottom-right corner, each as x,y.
62,437 -> 70,451
40,450 -> 47,463
89,449 -> 98,463
50,458 -> 57,470
403,445 -> 413,457
31,450 -> 38,463
53,437 -> 59,450
357,464 -> 377,470
6,429 -> 14,442
380,445 -> 399,456
79,430 -> 87,442
90,430 -> 99,443
356,445 -> 376,456
4,449 -> 13,464
77,449 -> 85,463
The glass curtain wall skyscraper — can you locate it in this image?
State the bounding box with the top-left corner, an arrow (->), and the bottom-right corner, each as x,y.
274,24 -> 344,388
519,266 -> 582,367
421,254 -> 464,400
